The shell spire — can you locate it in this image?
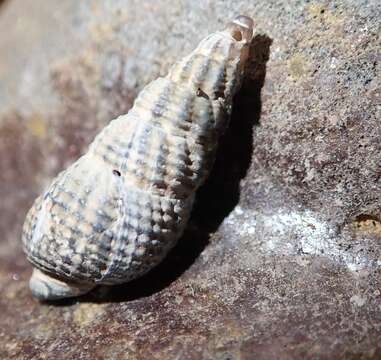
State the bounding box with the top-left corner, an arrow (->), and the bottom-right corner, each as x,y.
22,15 -> 254,300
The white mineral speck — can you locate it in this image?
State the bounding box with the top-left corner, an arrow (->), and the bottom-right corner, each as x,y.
350,295 -> 367,307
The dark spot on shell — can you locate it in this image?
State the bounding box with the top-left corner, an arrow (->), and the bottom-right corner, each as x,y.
113,169 -> 121,177
196,88 -> 209,100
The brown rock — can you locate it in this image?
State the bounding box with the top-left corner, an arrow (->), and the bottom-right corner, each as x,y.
0,0 -> 380,358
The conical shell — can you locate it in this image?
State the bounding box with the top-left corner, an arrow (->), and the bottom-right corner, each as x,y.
22,15 -> 254,300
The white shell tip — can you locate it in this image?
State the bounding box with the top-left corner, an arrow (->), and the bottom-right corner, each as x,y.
226,15 -> 254,42
234,15 -> 254,29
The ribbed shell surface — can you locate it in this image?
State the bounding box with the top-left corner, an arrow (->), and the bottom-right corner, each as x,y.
22,25 -> 251,286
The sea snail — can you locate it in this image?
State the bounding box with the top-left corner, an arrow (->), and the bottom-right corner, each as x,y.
22,15 -> 254,300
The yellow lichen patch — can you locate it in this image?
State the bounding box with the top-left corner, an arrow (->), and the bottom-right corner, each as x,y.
73,303 -> 105,327
4,280 -> 25,301
306,3 -> 326,19
307,3 -> 343,24
303,3 -> 346,52
33,321 -> 54,340
26,114 -> 47,138
79,49 -> 98,74
100,339 -> 137,360
287,54 -> 310,80
90,22 -> 114,43
3,340 -> 21,357
206,319 -> 245,357
352,215 -> 381,236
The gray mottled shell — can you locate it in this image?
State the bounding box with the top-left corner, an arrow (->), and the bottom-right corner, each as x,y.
22,16 -> 254,300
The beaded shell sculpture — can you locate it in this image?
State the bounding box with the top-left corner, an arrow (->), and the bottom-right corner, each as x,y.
22,15 -> 254,300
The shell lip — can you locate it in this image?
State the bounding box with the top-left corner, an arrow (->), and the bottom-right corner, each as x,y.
29,268 -> 95,301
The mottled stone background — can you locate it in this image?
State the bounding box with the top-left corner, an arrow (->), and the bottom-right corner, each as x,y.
0,0 -> 380,359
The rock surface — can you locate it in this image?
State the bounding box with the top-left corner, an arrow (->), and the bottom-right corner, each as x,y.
0,0 -> 380,358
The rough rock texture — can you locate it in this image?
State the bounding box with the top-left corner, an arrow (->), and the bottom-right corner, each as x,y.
0,0 -> 380,359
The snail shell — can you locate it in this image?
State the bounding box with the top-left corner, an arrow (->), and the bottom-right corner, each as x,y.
22,15 -> 254,300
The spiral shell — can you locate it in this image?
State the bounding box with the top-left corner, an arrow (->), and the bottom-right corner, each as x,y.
22,15 -> 254,300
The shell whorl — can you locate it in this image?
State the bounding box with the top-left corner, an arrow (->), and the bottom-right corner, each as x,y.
22,16 -> 254,300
